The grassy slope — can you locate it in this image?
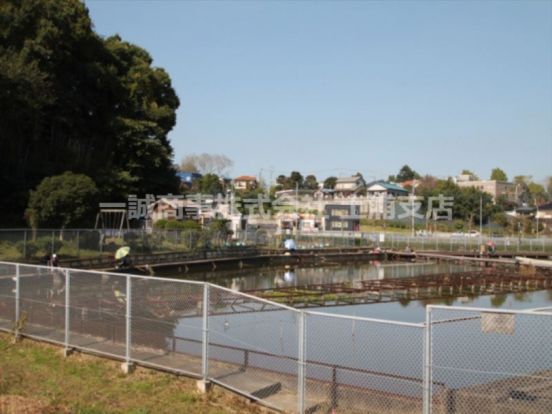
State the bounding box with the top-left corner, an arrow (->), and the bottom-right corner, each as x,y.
0,333 -> 264,414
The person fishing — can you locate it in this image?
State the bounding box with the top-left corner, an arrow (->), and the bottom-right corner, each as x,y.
115,246 -> 131,269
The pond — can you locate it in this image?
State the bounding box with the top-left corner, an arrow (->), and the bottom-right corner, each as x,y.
170,260 -> 552,319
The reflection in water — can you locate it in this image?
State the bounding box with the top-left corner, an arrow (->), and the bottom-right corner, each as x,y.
283,269 -> 295,283
490,293 -> 507,308
180,261 -> 478,291
171,261 -> 552,322
514,292 -> 530,303
325,289 -> 552,324
168,260 -> 552,324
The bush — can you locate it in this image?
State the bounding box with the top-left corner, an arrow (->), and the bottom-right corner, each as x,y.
3,241 -> 31,259
165,220 -> 201,231
153,219 -> 168,229
34,236 -> 63,254
79,231 -> 101,250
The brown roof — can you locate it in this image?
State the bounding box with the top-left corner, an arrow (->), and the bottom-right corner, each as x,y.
234,175 -> 257,181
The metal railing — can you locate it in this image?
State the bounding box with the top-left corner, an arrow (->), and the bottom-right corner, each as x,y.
0,260 -> 550,413
295,231 -> 552,253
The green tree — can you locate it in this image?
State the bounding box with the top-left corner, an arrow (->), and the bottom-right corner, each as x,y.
418,178 -> 494,225
25,172 -> 98,229
274,171 -> 305,190
0,0 -> 179,225
198,173 -> 222,195
395,165 -> 420,182
323,176 -> 337,189
490,168 -> 508,182
304,175 -> 319,190
528,182 -> 548,204
289,171 -> 304,189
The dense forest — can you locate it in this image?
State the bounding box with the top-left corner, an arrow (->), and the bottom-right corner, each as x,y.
0,0 -> 180,226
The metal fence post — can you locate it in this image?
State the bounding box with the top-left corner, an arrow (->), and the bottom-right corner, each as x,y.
202,283 -> 210,381
14,264 -> 20,334
423,306 -> 433,414
298,310 -> 306,413
64,269 -> 71,349
76,230 -> 80,258
23,230 -> 27,259
125,275 -> 132,365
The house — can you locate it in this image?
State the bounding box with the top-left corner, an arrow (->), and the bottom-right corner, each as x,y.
177,172 -> 202,189
324,204 -> 361,231
365,181 -> 409,219
366,181 -> 409,197
536,202 -> 552,229
148,197 -> 199,223
148,195 -> 227,226
334,175 -> 366,197
233,175 -> 258,191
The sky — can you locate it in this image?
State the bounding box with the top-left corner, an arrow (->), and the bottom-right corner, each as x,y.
85,0 -> 552,184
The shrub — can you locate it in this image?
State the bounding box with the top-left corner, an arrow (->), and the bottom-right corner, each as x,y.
78,231 -> 101,250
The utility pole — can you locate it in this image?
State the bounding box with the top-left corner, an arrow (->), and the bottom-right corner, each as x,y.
535,197 -> 539,238
411,185 -> 415,237
295,181 -> 299,237
479,195 -> 483,235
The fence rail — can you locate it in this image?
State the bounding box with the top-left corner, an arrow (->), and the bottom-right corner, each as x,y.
0,260 -> 550,413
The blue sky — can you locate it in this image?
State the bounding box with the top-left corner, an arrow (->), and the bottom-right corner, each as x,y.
86,0 -> 552,183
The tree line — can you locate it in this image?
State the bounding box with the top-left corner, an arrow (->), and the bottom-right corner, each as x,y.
1,0 -> 180,227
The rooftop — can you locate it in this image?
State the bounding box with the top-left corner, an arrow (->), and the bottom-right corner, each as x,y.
367,180 -> 408,193
234,175 -> 257,181
336,175 -> 364,184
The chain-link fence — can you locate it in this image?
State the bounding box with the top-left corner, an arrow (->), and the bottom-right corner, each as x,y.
304,312 -> 426,414
0,260 -> 551,413
2,229 -> 551,263
426,305 -> 552,414
0,228 -> 234,262
298,231 -> 552,253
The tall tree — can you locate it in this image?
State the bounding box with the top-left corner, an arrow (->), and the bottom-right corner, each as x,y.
304,175 -> 319,190
527,182 -> 548,204
0,0 -> 180,224
180,153 -> 233,176
198,173 -> 223,195
289,171 -> 304,189
323,176 -> 337,189
395,165 -> 420,182
490,168 -> 508,182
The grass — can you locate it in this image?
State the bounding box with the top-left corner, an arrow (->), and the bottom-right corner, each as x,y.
0,333 -> 265,414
